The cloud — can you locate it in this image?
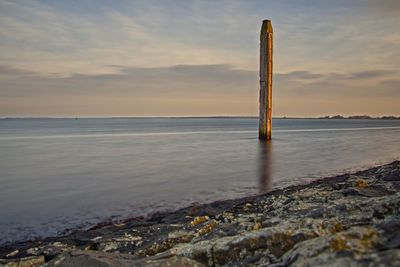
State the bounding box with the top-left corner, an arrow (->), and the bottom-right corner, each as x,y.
273,69 -> 400,110
0,0 -> 257,76
1,63 -> 399,99
366,0 -> 400,16
276,71 -> 324,81
0,64 -> 257,97
1,63 -> 399,116
1,0 -> 400,77
0,65 -> 37,77
345,70 -> 397,80
275,69 -> 398,83
0,1 -> 399,116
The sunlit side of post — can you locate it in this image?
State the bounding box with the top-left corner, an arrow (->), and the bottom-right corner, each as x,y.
259,19 -> 273,140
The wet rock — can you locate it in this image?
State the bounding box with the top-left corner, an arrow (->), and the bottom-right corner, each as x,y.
341,188 -> 362,196
388,181 -> 400,191
377,221 -> 400,250
379,169 -> 400,181
4,250 -> 18,258
357,184 -> 396,197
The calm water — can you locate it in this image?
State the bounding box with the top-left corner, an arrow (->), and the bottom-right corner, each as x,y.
1,118 -> 399,244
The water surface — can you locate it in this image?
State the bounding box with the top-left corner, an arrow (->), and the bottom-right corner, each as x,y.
0,118 -> 399,244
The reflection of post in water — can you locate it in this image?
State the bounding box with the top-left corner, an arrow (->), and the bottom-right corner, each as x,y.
258,140 -> 273,193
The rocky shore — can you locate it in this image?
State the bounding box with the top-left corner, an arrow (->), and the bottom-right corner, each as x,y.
1,161 -> 400,266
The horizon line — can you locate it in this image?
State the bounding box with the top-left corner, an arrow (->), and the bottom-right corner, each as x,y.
1,115 -> 399,119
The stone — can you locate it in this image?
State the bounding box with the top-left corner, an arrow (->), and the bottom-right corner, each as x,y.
190,216 -> 209,226
95,241 -> 119,252
0,255 -> 45,267
168,230 -> 193,239
46,250 -> 205,267
379,170 -> 400,181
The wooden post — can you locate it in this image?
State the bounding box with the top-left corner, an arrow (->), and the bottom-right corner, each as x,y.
259,19 -> 273,140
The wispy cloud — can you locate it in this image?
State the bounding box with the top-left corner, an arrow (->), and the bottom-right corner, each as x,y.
1,63 -> 399,116
0,0 -> 399,116
0,0 -> 257,75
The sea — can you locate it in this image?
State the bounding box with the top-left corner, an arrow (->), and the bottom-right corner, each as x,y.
1,117 -> 399,245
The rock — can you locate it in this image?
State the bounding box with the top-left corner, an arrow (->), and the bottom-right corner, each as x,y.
379,170 -> 400,181
46,250 -> 205,267
243,203 -> 253,211
0,255 -> 45,267
5,250 -> 18,258
95,241 -> 119,252
172,241 -> 214,266
253,223 -> 262,231
168,230 -> 193,239
341,188 -> 362,196
195,220 -> 218,237
141,255 -> 206,267
353,178 -> 370,188
190,216 -> 209,226
357,184 -> 395,197
25,243 -> 73,259
377,221 -> 400,250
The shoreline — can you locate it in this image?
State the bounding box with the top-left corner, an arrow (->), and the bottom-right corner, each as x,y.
1,116 -> 400,120
1,160 -> 400,266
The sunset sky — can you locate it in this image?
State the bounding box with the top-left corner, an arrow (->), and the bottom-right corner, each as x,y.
0,0 -> 399,117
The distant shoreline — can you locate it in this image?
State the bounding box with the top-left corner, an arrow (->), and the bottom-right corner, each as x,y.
1,115 -> 399,120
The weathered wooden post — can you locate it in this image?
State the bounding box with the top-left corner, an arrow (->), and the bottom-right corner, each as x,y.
259,19 -> 273,140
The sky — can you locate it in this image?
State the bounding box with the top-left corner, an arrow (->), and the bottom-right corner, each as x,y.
0,0 -> 399,117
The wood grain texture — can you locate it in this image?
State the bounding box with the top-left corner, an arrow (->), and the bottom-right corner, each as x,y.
259,20 -> 273,140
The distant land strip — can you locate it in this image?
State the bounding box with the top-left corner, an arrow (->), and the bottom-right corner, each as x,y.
0,115 -> 399,120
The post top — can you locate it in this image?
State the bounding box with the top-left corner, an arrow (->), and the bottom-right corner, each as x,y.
261,19 -> 273,35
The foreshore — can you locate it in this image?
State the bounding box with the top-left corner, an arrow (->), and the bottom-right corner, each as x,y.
1,161 -> 399,266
